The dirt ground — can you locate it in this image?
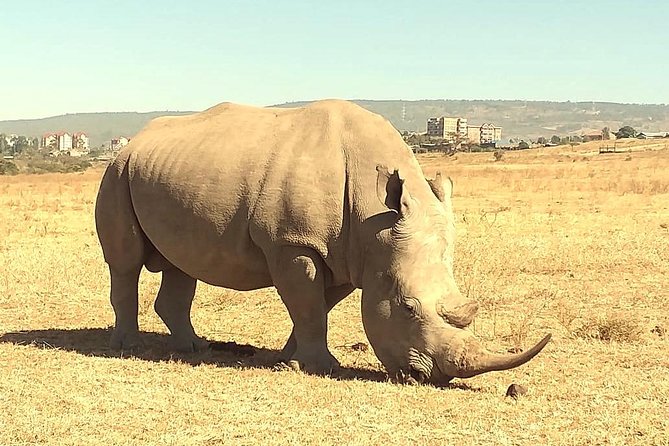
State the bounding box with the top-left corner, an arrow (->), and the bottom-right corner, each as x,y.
1,140 -> 668,445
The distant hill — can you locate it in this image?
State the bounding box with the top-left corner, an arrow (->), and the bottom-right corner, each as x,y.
2,100 -> 669,145
275,100 -> 669,140
0,111 -> 193,147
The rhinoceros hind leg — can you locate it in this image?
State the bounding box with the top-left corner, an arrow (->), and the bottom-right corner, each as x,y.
279,284 -> 355,362
270,246 -> 339,375
109,267 -> 143,350
154,267 -> 209,352
96,156 -> 146,351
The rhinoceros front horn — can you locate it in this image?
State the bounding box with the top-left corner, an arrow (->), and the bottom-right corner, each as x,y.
451,333 -> 552,379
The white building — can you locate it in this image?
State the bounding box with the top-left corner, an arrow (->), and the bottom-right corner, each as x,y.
426,116 -> 468,141
57,132 -> 73,151
42,132 -> 58,150
73,132 -> 90,151
467,123 -> 503,145
110,136 -> 130,151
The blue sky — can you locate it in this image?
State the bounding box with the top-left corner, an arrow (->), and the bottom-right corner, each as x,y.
2,0 -> 667,120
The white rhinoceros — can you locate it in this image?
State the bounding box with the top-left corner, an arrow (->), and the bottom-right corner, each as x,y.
95,100 -> 550,385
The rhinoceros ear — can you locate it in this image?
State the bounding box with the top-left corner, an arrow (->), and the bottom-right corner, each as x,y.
376,165 -> 412,216
426,171 -> 453,202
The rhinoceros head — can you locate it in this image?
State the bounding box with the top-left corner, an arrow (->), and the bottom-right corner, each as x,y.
360,166 -> 551,385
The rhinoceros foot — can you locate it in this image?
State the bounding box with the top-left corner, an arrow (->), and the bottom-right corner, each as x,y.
168,334 -> 210,353
110,328 -> 143,351
278,333 -> 297,363
280,349 -> 341,376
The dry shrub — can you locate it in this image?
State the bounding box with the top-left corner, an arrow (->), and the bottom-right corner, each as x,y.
505,289 -> 554,350
555,298 -> 581,333
0,160 -> 19,175
573,313 -> 643,343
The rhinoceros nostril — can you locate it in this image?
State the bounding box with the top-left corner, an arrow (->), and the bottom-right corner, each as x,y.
409,366 -> 428,384
396,366 -> 428,385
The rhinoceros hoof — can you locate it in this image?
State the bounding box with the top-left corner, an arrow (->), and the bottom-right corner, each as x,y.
168,335 -> 210,353
110,329 -> 143,351
286,354 -> 341,376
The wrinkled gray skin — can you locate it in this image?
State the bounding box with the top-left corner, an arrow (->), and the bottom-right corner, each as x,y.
95,100 -> 550,385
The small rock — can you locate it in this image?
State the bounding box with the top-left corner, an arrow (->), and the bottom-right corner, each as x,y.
506,383 -> 528,399
651,325 -> 666,337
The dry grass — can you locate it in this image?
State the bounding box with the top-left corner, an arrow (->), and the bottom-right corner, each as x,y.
573,313 -> 644,342
1,141 -> 669,445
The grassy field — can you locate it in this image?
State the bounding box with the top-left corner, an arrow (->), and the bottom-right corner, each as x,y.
1,140 -> 668,445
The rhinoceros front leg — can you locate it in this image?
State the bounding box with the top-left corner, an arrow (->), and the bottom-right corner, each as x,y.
154,267 -> 209,352
269,246 -> 339,374
279,284 -> 355,362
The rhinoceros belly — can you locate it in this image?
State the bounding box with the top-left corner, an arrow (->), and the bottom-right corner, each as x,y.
128,171 -> 273,291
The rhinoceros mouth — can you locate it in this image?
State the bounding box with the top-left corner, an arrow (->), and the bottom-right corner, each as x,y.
399,356 -> 453,386
401,347 -> 439,385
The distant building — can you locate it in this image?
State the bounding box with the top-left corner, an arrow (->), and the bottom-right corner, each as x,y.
68,149 -> 85,157
466,123 -> 503,145
72,132 -> 90,151
578,128 -> 608,142
58,132 -> 73,151
582,131 -> 603,142
569,128 -> 616,142
494,138 -> 520,149
445,117 -> 467,140
110,136 -> 130,151
426,116 -> 468,141
42,131 -> 90,153
41,132 -> 58,150
480,123 -> 502,144
637,131 -> 669,139
427,117 -> 443,137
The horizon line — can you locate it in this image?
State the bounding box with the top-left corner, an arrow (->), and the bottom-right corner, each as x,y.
2,98 -> 668,122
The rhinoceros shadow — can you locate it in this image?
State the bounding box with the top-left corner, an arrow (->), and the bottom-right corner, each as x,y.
0,328 -> 480,390
0,327 -> 390,383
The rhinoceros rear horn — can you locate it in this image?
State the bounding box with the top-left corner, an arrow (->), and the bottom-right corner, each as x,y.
455,334 -> 552,378
426,172 -> 454,203
437,300 -> 479,328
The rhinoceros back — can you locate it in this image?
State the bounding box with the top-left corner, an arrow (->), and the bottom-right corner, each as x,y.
123,102 -> 348,289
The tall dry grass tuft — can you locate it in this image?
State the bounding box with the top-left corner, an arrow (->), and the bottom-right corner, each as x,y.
504,289 -> 555,350
573,313 -> 644,343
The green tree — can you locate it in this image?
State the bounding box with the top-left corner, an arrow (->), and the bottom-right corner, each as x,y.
404,133 -> 430,146
14,136 -> 30,154
616,126 -> 636,139
537,136 -> 547,145
550,135 -> 561,145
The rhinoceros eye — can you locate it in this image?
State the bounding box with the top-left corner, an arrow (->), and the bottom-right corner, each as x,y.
401,297 -> 421,317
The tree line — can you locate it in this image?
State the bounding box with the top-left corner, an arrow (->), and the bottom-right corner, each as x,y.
0,134 -> 39,155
